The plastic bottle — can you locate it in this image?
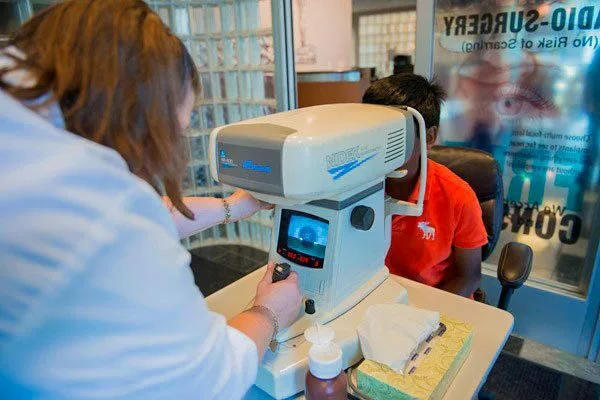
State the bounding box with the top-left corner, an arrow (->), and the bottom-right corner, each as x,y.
304,325 -> 347,400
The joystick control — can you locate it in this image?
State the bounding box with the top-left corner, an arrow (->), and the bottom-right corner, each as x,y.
273,263 -> 291,283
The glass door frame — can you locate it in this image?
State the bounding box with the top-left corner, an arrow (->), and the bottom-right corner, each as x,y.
272,0 -> 297,111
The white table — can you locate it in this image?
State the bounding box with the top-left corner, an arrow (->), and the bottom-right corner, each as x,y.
207,273 -> 513,400
394,276 -> 513,400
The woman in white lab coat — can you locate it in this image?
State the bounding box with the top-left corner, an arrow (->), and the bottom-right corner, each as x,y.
0,0 -> 302,398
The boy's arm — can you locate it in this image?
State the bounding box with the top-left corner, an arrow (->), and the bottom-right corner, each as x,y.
440,246 -> 482,297
446,185 -> 488,297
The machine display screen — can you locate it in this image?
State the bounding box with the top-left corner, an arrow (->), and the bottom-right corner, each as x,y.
276,210 -> 329,268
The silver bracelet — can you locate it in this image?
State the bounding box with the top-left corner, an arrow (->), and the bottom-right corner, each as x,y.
247,305 -> 279,352
222,197 -> 231,224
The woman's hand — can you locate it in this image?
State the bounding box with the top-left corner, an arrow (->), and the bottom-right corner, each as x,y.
253,264 -> 303,329
227,189 -> 274,222
228,264 -> 302,360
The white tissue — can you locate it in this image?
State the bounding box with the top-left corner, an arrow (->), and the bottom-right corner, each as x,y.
357,304 -> 440,373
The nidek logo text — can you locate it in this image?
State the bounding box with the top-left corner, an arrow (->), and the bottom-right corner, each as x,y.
326,145 -> 378,180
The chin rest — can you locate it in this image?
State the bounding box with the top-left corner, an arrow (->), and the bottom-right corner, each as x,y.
429,146 -> 533,311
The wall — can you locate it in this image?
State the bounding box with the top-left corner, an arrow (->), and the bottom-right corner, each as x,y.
292,0 -> 353,71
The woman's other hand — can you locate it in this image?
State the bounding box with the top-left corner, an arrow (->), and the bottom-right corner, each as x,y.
228,189 -> 274,221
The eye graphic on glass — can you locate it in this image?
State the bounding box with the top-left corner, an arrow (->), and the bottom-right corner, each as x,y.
492,85 -> 556,119
456,57 -> 559,121
496,97 -> 522,116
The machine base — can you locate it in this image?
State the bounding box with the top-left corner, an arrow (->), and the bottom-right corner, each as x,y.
276,266 -> 391,343
206,267 -> 408,400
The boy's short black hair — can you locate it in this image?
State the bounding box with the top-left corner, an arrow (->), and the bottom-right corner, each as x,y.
362,74 -> 447,130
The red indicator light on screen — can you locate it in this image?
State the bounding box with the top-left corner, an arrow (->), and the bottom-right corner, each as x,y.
314,260 -> 320,267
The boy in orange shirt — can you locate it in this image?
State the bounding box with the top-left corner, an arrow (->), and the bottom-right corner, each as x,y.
363,74 -> 488,297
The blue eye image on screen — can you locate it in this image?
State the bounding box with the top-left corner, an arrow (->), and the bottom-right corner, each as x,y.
287,215 -> 328,259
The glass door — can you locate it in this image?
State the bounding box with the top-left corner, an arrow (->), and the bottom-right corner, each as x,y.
425,0 -> 600,358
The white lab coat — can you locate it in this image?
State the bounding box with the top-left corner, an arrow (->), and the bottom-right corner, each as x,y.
0,54 -> 257,399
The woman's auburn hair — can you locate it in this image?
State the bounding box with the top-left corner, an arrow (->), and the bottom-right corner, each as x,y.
1,0 -> 200,219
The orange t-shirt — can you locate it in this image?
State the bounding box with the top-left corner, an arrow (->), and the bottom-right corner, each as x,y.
385,159 -> 488,288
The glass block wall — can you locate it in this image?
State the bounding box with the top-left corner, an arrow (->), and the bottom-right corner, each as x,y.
357,10 -> 416,78
3,0 -> 278,252
148,0 -> 276,252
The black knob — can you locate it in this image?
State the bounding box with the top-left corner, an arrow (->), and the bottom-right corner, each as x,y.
351,205 -> 375,231
272,263 -> 291,283
305,299 -> 316,314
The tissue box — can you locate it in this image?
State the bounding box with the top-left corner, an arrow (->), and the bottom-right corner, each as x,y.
357,315 -> 473,400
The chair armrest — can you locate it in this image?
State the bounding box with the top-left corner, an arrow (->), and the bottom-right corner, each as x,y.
497,242 -> 533,288
496,242 -> 533,310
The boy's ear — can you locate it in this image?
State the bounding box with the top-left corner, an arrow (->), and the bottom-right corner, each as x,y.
426,126 -> 438,148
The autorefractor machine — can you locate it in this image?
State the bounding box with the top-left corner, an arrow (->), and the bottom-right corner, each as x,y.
207,103 -> 427,399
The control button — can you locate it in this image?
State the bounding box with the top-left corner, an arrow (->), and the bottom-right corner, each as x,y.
351,205 -> 375,231
305,299 -> 316,314
272,263 -> 291,283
